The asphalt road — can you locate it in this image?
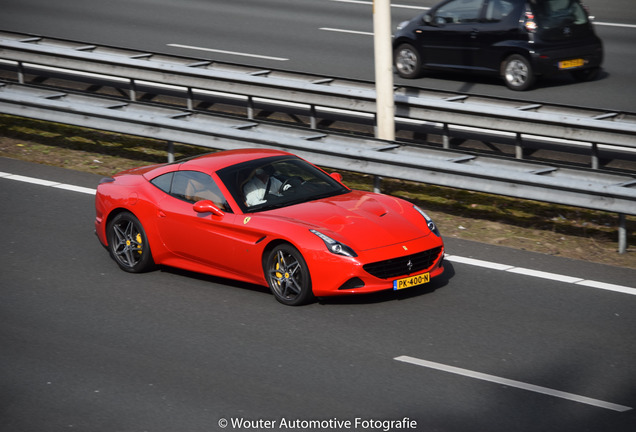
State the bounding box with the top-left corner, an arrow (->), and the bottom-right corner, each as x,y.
1,1 -> 635,431
1,157 -> 635,432
0,0 -> 634,112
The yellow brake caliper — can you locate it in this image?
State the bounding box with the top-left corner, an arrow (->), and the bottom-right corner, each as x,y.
275,262 -> 283,287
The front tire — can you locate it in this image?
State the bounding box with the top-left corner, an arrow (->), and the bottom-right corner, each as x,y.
265,244 -> 314,306
107,211 -> 155,273
394,43 -> 423,79
502,54 -> 534,91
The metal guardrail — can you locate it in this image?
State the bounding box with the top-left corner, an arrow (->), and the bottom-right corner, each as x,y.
1,31 -> 636,160
0,31 -> 634,252
1,82 -> 634,251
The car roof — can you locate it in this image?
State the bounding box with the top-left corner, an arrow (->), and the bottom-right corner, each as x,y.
180,148 -> 293,172
137,148 -> 294,180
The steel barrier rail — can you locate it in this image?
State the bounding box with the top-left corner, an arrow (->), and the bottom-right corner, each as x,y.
5,62 -> 632,173
3,60 -> 634,172
1,31 -> 636,154
0,82 -> 634,253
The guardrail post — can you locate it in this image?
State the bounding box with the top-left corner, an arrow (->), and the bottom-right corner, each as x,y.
618,213 -> 627,254
167,141 -> 175,163
17,61 -> 25,84
442,124 -> 450,149
515,132 -> 524,159
187,87 -> 194,111
310,105 -> 317,129
373,114 -> 378,137
247,96 -> 254,120
591,142 -> 599,169
129,79 -> 137,102
373,176 -> 382,193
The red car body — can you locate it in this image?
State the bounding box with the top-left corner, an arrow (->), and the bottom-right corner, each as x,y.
95,149 -> 445,305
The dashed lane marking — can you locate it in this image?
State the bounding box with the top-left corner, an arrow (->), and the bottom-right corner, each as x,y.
395,355 -> 632,412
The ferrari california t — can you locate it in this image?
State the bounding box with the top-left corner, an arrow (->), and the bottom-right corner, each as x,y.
95,149 -> 445,305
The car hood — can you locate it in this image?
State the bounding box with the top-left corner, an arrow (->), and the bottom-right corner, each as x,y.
263,190 -> 431,251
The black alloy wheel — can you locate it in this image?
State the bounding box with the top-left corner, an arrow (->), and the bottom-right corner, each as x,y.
107,211 -> 155,273
502,54 -> 535,91
394,43 -> 423,79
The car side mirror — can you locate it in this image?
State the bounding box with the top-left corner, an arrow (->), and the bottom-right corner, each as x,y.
193,200 -> 224,217
434,16 -> 447,26
330,172 -> 344,183
423,13 -> 432,24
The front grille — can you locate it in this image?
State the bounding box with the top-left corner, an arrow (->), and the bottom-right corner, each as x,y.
363,246 -> 442,279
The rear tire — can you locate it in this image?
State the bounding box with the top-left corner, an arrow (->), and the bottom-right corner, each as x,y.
394,43 -> 423,79
107,211 -> 155,273
502,54 -> 534,91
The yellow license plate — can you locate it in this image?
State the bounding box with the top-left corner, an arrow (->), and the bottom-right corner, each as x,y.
393,272 -> 430,290
559,58 -> 585,69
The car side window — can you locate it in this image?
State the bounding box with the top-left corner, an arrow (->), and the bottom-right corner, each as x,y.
150,172 -> 174,193
170,171 -> 230,211
435,0 -> 485,24
484,0 -> 515,22
533,0 -> 588,26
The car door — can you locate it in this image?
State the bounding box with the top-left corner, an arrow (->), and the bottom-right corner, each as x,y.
418,0 -> 487,68
471,0 -> 525,72
152,170 -> 241,272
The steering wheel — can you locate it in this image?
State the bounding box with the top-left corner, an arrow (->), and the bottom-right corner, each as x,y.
279,177 -> 303,194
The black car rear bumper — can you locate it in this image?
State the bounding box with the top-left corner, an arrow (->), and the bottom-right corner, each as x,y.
530,41 -> 603,76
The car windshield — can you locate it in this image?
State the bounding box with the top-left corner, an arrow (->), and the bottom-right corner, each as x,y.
531,0 -> 589,27
216,155 -> 350,213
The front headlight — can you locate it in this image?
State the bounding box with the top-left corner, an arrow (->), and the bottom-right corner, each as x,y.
414,206 -> 441,237
310,229 -> 357,257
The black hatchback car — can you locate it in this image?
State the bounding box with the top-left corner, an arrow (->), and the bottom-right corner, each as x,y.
393,0 -> 603,90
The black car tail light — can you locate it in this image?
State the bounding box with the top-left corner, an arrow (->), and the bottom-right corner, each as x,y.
524,11 -> 537,33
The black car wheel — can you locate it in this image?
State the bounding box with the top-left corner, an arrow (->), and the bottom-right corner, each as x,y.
502,54 -> 535,91
394,43 -> 423,79
107,211 -> 154,273
265,244 -> 314,306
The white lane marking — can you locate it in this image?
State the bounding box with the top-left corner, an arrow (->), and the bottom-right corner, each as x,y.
53,183 -> 98,195
166,44 -> 289,61
1,173 -> 59,187
443,255 -> 513,271
1,172 -> 96,195
394,355 -> 632,412
1,172 -> 633,295
445,255 -> 636,296
505,267 -> 583,284
320,27 -> 373,36
575,279 -> 636,296
595,21 -> 636,29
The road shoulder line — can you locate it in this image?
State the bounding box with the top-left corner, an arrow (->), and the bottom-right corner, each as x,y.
445,254 -> 636,295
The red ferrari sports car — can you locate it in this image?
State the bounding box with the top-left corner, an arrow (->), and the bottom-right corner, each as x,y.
95,149 -> 445,305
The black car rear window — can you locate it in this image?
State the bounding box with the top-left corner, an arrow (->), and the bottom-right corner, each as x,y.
531,0 -> 589,27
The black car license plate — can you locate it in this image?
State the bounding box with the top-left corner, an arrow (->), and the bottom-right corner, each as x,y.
559,58 -> 585,69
